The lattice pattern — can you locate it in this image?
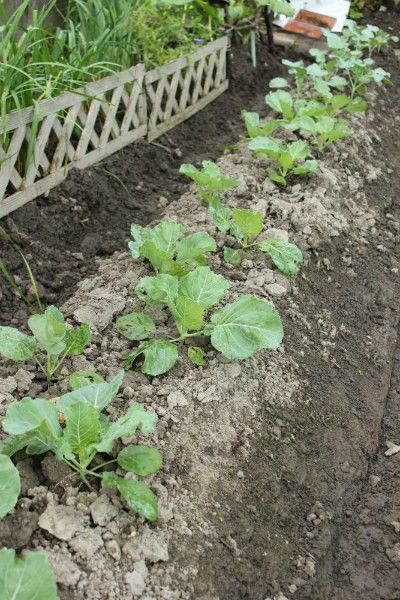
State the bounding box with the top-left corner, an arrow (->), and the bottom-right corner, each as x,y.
146,37 -> 229,141
0,37 -> 229,217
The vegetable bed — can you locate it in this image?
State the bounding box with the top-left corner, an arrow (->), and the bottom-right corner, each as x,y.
1,8 -> 400,600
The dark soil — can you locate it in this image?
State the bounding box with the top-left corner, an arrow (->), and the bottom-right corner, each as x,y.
0,44 -> 286,325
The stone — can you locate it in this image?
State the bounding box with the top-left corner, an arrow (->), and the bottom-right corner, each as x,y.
123,529 -> 169,563
90,494 -> 119,526
45,551 -> 82,586
14,368 -> 35,393
266,283 -> 288,297
69,529 -> 104,559
39,504 -> 85,541
0,376 -> 17,394
0,510 -> 39,549
262,228 -> 289,242
73,289 -> 125,331
125,560 -> 148,596
41,455 -> 73,484
386,544 -> 400,563
167,391 -> 188,409
105,539 -> 121,561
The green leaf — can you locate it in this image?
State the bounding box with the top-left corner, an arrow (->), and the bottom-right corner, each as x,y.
3,398 -> 61,437
135,274 -> 178,307
63,403 -> 100,462
0,327 -> 36,361
180,161 -> 240,198
288,140 -> 311,162
292,160 -> 319,175
102,474 -> 158,522
0,548 -> 58,600
141,340 -> 179,376
93,403 -> 157,453
268,170 -> 286,186
242,111 -> 281,138
117,445 -> 163,476
231,209 -> 263,241
68,371 -> 105,391
173,296 -> 205,334
205,295 -> 283,360
150,221 -> 185,254
116,313 -> 156,341
208,196 -> 232,233
265,90 -> 294,121
179,267 -> 229,309
0,455 -> 20,518
248,136 -> 282,159
28,306 -> 67,356
259,239 -> 303,276
58,371 -> 124,412
64,323 -> 91,356
223,247 -> 242,266
129,223 -> 147,258
175,231 -> 216,263
140,241 -> 186,276
269,77 -> 289,88
188,346 -> 206,367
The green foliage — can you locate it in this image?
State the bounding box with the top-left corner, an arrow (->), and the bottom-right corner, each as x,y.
0,306 -> 91,381
129,221 -> 217,276
258,239 -> 303,276
0,548 -> 58,600
0,454 -> 20,519
180,161 -> 241,203
68,371 -> 105,390
223,247 -> 242,266
286,115 -> 353,152
0,373 -> 161,521
248,137 -> 318,187
242,111 -> 281,139
119,266 -> 283,376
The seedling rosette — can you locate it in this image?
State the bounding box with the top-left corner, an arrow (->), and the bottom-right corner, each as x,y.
179,160 -> 241,203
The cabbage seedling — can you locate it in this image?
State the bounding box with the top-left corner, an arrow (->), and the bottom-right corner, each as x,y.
179,160 -> 241,203
129,221 -> 217,277
118,267 -> 283,376
286,115 -> 352,152
0,372 -> 162,522
0,306 -> 91,382
248,136 -> 318,186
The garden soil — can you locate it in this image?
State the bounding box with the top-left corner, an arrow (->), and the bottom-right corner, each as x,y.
1,8 -> 400,600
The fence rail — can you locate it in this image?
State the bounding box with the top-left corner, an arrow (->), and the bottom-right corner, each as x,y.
0,36 -> 229,218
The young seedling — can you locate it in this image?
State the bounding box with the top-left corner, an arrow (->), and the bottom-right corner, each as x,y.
248,137 -> 318,186
209,198 -> 303,275
0,548 -> 58,600
129,220 -> 217,277
179,160 -> 241,203
342,19 -> 399,56
0,306 -> 91,382
0,372 -> 162,521
117,266 -> 283,376
242,110 -> 282,139
286,115 -> 353,152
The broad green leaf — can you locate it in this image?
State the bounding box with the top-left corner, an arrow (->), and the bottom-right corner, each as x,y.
58,371 -> 124,412
141,340 -> 179,376
173,296 -> 205,334
135,274 -> 178,307
68,371 -> 105,391
306,63 -> 326,78
180,161 -> 240,196
93,403 -> 157,453
129,223 -> 147,257
248,136 -> 282,158
265,90 -> 294,120
0,327 -> 36,361
179,267 -> 229,309
0,549 -> 58,600
64,323 -> 91,356
269,77 -> 289,89
24,421 -> 62,456
242,111 -> 281,138
208,196 -> 232,233
3,398 -> 61,437
175,232 -> 216,263
292,160 -> 319,175
102,473 -> 158,522
28,306 -> 67,356
0,455 -> 20,518
140,241 -> 186,276
64,403 -> 100,463
345,97 -> 368,113
259,239 -> 303,276
268,170 -> 286,186
288,140 -> 311,162
117,445 -> 163,476
150,221 -> 185,254
205,295 -> 283,360
188,346 -> 206,367
223,247 -> 242,266
231,209 -> 263,241
116,313 -> 156,341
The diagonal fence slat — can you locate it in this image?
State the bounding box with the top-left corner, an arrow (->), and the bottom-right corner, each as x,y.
0,37 -> 229,218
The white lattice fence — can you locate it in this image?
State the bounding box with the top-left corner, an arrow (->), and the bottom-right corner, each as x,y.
0,65 -> 147,217
146,36 -> 229,141
0,37 -> 229,218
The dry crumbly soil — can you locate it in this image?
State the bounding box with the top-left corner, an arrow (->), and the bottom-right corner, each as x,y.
1,9 -> 400,600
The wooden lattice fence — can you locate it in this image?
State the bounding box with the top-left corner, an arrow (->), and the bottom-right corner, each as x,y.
0,37 -> 229,218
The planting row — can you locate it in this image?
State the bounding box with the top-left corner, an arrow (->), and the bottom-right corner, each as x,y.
0,18 -> 397,599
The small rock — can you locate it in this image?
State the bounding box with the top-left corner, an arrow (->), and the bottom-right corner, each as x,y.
262,179 -> 276,193
90,494 -> 119,526
385,441 -> 400,456
14,368 -> 35,393
123,529 -> 169,562
266,283 -> 288,297
39,505 -> 85,541
223,364 -> 242,378
263,228 -> 289,242
16,459 -> 40,494
125,560 -> 148,596
386,544 -> 400,563
0,510 -> 39,549
69,529 -> 104,559
167,391 -> 188,409
105,539 -> 121,561
45,551 -> 82,586
0,376 -> 17,394
41,455 -> 73,484
369,475 -> 381,488
197,385 -> 217,404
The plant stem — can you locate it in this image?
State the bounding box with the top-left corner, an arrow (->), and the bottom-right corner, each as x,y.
89,458 -> 118,472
